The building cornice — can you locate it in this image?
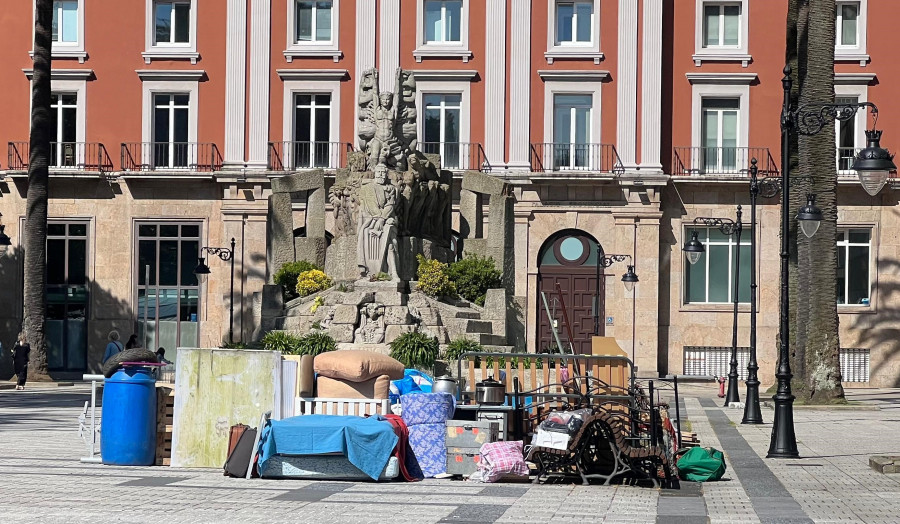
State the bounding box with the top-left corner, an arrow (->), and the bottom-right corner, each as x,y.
835,72 -> 877,85
22,68 -> 94,80
275,69 -> 350,81
410,69 -> 478,81
135,70 -> 206,81
538,70 -> 610,81
685,72 -> 758,85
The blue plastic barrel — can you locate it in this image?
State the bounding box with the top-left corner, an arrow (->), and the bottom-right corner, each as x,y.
101,365 -> 157,465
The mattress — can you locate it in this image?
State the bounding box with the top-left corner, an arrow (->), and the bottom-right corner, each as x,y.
260,454 -> 400,481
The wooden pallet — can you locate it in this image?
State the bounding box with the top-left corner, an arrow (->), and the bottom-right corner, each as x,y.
681,431 -> 700,448
156,386 -> 174,466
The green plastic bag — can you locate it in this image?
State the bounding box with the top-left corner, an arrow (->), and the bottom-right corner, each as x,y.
677,447 -> 726,482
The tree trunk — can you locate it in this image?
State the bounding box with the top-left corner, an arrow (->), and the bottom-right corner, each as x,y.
24,0 -> 53,379
787,0 -> 846,403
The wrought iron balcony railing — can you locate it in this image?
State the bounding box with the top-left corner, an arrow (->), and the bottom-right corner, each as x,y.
673,147 -> 778,177
120,142 -> 222,172
7,141 -> 113,173
419,142 -> 491,172
267,141 -> 352,171
530,143 -> 623,174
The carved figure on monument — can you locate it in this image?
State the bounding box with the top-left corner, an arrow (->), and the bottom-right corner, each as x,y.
356,164 -> 401,280
354,303 -> 386,344
357,68 -> 417,171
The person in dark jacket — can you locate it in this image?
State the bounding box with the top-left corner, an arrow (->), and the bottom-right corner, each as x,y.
12,332 -> 30,391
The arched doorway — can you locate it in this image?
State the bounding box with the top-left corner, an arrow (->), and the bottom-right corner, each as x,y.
536,230 -> 602,355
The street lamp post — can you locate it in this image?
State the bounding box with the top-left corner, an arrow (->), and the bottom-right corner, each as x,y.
194,237 -> 237,344
768,65 -> 896,458
682,209 -> 743,406
742,159 -> 764,424
593,248 -> 639,335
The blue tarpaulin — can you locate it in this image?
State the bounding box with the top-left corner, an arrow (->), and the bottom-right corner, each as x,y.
257,415 -> 399,481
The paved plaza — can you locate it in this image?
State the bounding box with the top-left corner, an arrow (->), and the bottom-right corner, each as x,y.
1,384 -> 900,523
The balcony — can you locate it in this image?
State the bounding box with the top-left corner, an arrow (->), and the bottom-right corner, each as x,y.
837,147 -> 861,176
419,142 -> 491,172
530,143 -> 623,175
268,141 -> 352,172
673,147 -> 778,178
121,142 -> 222,173
7,141 -> 113,174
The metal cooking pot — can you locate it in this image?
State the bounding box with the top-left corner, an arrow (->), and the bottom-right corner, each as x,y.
432,375 -> 458,397
475,377 -> 506,405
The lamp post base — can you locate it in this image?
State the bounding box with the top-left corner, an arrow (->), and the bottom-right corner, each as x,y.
741,379 -> 763,424
767,393 -> 799,458
724,374 -> 740,406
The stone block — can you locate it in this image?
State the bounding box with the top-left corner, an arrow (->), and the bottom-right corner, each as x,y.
335,342 -> 391,355
306,186 -> 326,237
326,291 -> 374,307
332,304 -> 359,325
324,234 -> 360,281
261,284 -> 284,315
461,170 -> 507,195
294,237 -> 326,267
421,325 -> 449,344
348,151 -> 367,172
328,324 -> 356,343
266,193 -> 295,282
385,324 -> 416,341
417,307 -> 441,325
407,290 -> 430,309
354,280 -> 406,292
384,306 -> 412,325
271,169 -> 325,194
482,289 -> 506,321
423,152 -> 441,171
376,291 -> 408,306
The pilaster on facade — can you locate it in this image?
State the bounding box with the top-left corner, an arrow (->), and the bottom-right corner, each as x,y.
616,0 -> 638,170
484,0 -> 507,169
355,0 -> 376,144
223,0 -> 247,168
640,0 -> 663,173
379,0 -> 401,92
248,0 -> 271,170
508,0 -> 531,170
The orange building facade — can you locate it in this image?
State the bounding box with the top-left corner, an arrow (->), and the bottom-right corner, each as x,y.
0,0 -> 897,387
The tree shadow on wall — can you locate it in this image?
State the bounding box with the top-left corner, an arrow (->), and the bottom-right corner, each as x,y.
847,258 -> 900,387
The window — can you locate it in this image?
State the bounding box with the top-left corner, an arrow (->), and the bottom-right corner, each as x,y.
296,1 -> 332,43
52,1 -> 78,44
702,3 -> 740,48
46,221 -> 88,371
836,96 -> 859,173
292,93 -> 331,168
422,94 -> 462,169
701,98 -> 740,172
50,93 -> 78,168
836,2 -> 859,47
555,1 -> 593,45
154,1 -> 191,44
836,229 -> 871,306
152,93 -> 190,169
684,226 -> 750,304
136,223 -> 201,354
552,94 -> 592,170
425,0 -> 461,43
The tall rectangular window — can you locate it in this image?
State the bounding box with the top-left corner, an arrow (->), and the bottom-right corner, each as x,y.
837,228 -> 871,306
296,1 -> 333,43
293,93 -> 331,168
423,94 -> 462,169
701,98 -> 740,173
154,0 -> 191,44
424,0 -> 461,43
50,93 -> 78,168
555,1 -> 593,45
836,2 -> 859,47
836,96 -> 858,172
136,223 -> 201,355
553,94 -> 592,170
52,1 -> 78,44
702,3 -> 740,48
46,222 -> 88,371
153,93 -> 190,169
684,226 -> 751,304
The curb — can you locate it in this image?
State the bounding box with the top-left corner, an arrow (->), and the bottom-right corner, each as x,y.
762,400 -> 880,411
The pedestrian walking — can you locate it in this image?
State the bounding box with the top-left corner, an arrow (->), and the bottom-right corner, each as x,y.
12,332 -> 30,391
102,330 -> 123,364
125,334 -> 139,349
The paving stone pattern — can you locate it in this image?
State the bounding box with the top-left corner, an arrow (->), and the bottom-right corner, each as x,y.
3,385 -> 900,522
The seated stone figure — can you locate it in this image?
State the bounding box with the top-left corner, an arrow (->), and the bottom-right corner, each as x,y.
356,163 -> 400,281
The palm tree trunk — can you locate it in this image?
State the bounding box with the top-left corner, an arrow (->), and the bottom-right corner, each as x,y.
24,0 -> 53,379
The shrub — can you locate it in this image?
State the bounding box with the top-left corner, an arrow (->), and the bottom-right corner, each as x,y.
444,338 -> 483,360
390,331 -> 439,370
295,331 -> 337,356
274,260 -> 323,299
296,269 -> 333,297
373,272 -> 392,282
261,330 -> 303,353
448,254 -> 502,306
415,254 -> 457,299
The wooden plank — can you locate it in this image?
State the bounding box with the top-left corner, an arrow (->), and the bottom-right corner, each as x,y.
467,360 -> 476,395
530,361 -> 537,391
505,361 -> 513,392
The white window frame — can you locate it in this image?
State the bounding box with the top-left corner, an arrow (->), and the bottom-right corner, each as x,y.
542,79 -> 602,170
48,80 -> 87,145
545,0 -> 603,64
700,98 -> 741,172
692,0 -> 750,67
416,79 -> 471,164
143,0 -> 199,64
32,0 -> 86,63
282,79 -> 341,146
140,78 -> 199,167
835,1 -> 869,66
420,93 -> 464,169
836,227 -> 873,307
687,75 -> 753,156
285,0 -> 342,63
834,80 -> 869,175
414,0 -> 472,63
682,225 -> 751,305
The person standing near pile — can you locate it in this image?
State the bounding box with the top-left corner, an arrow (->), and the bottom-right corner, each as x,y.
12,332 -> 30,391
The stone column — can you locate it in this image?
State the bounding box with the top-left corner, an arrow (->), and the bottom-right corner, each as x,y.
223,0 -> 247,168
266,193 -> 294,282
617,0 -> 639,169
248,0 -> 271,169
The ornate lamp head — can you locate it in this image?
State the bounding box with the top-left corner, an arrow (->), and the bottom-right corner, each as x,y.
796,194 -> 823,239
853,129 -> 896,196
682,230 -> 705,265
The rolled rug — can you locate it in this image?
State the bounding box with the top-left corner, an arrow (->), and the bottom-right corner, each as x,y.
400,392 -> 456,426
407,422 -> 447,478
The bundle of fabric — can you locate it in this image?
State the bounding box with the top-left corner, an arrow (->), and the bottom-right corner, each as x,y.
401,392 -> 456,477
471,440 -> 529,483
